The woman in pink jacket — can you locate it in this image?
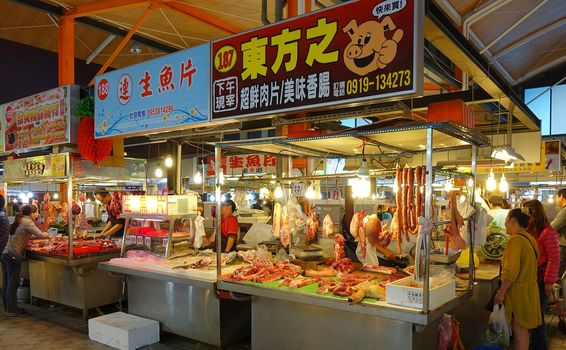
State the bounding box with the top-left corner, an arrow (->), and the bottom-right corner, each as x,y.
523,199 -> 560,350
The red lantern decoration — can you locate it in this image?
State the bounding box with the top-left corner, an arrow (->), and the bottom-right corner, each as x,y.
77,117 -> 113,163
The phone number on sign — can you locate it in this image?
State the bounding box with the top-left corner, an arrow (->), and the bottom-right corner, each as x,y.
147,105 -> 174,116
345,70 -> 412,95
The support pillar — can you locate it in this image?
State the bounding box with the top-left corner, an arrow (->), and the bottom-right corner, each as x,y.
58,15 -> 75,85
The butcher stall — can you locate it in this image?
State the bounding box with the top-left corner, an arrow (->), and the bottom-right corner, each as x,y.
99,194 -> 251,347
4,153 -> 146,319
211,121 -> 490,349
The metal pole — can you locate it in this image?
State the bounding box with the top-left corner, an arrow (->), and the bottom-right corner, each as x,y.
215,145 -> 222,279
469,145 -> 478,288
176,143 -> 182,194
67,154 -> 74,260
422,127 -> 433,313
288,155 -> 293,251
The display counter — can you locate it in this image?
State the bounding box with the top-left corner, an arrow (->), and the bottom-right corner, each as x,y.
218,279 -> 471,350
98,259 -> 251,347
27,252 -> 122,319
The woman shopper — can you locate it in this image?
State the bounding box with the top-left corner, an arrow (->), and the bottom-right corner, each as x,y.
523,199 -> 560,350
1,204 -> 48,316
494,208 -> 542,350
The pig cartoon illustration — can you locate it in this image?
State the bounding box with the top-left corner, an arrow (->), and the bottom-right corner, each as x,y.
343,17 -> 404,76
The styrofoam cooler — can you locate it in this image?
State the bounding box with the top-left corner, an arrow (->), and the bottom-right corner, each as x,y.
386,276 -> 456,310
89,312 -> 159,350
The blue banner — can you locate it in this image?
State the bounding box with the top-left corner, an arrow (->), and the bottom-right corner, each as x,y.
94,43 -> 210,138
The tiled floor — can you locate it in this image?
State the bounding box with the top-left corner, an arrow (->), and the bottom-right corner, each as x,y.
1,299 -> 565,349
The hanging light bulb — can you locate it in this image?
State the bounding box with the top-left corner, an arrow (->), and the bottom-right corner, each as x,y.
209,194 -> 216,202
305,184 -> 315,199
486,169 -> 497,192
467,177 -> 474,188
155,163 -> 163,178
274,183 -> 283,199
53,193 -> 59,200
193,170 -> 202,184
165,155 -> 173,168
499,173 -> 509,193
548,195 -> 554,204
444,178 -> 453,192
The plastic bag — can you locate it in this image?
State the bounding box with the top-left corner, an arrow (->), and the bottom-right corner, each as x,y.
193,212 -> 206,249
485,304 -> 511,347
437,314 -> 453,350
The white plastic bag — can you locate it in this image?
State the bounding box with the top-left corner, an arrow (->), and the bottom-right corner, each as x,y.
485,304 -> 511,347
193,212 -> 206,249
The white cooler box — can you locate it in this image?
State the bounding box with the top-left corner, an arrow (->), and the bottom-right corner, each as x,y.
386,276 -> 456,310
89,312 -> 160,350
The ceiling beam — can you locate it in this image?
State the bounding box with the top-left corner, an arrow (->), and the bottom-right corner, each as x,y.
65,0 -> 162,19
90,2 -> 158,84
425,1 -> 540,131
165,2 -> 243,34
9,0 -> 177,53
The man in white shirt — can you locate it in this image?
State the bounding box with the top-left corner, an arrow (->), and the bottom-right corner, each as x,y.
551,188 -> 566,282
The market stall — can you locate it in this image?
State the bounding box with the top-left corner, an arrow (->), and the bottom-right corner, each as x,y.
99,194 -> 251,347
212,121 -> 489,349
3,152 -> 146,319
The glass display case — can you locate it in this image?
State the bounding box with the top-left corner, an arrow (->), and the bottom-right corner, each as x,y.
120,213 -> 195,259
120,194 -> 200,259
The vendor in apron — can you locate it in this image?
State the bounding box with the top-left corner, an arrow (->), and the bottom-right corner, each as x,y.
220,200 -> 238,252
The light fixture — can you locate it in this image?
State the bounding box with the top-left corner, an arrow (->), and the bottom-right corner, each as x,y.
209,194 -> 216,202
274,183 -> 283,199
155,164 -> 163,178
486,169 -> 497,192
491,146 -> 525,162
548,195 -> 555,204
130,42 -> 142,54
467,177 -> 474,188
53,193 -> 59,200
165,155 -> 173,168
444,178 -> 453,192
219,170 -> 225,185
499,174 -> 509,192
12,198 -> 17,204
354,157 -> 371,198
193,170 -> 203,184
27,192 -> 33,198
305,184 -> 315,200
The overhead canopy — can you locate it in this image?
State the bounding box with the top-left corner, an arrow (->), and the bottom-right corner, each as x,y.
214,122 -> 490,158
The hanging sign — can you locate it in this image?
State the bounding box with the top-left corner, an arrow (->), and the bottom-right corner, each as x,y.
207,154 -> 277,176
94,43 -> 210,139
3,153 -> 67,181
211,0 -> 422,120
0,85 -> 79,152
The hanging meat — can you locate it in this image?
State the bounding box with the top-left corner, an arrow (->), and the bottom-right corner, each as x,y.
358,214 -> 367,259
350,210 -> 362,238
280,208 -> 291,247
444,192 -> 466,250
273,202 -> 282,238
306,210 -> 318,241
415,166 -> 423,220
391,211 -> 402,255
42,193 -> 56,228
365,214 -> 396,260
322,214 -> 333,238
333,233 -> 346,260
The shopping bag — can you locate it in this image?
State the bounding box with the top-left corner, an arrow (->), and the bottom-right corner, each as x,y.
485,304 -> 511,347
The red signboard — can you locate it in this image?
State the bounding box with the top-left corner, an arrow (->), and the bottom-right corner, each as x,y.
211,0 -> 422,120
207,154 -> 277,176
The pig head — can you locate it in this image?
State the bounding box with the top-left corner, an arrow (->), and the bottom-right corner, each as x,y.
343,17 -> 404,76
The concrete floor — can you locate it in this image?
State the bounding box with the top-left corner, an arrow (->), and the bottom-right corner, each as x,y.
0,298 -> 565,349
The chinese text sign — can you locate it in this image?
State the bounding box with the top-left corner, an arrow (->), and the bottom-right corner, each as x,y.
211,0 -> 422,120
95,43 -> 210,138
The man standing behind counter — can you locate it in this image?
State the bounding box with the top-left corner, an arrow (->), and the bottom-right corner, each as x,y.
94,192 -> 125,239
551,188 -> 566,282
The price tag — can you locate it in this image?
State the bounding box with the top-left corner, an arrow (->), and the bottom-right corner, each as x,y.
163,238 -> 169,248
144,237 -> 152,249
125,236 -> 132,245
136,236 -> 143,245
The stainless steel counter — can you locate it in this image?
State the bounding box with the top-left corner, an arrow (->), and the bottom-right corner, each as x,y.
99,261 -> 250,347
27,253 -> 122,319
218,280 -> 471,350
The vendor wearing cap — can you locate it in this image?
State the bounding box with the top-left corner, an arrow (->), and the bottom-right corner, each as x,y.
220,199 -> 238,252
